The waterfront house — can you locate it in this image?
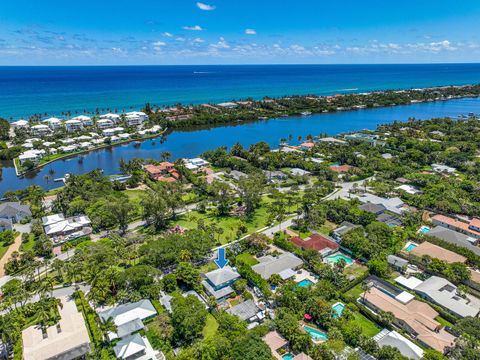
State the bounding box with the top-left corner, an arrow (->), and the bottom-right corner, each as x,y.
22,297 -> 91,360
374,329 -> 424,360
30,124 -> 51,136
0,202 -> 31,224
125,111 -> 148,126
64,119 -> 83,132
431,214 -> 480,240
144,162 -> 178,182
361,286 -> 455,353
290,233 -> 339,256
413,276 -> 480,318
100,113 -> 121,123
58,145 -> 77,153
18,149 -> 45,164
71,115 -> 93,126
344,133 -> 379,146
409,241 -> 467,264
42,117 -> 63,130
11,119 -> 29,129
318,137 -> 347,145
252,253 -> 303,280
427,226 -> 480,255
96,118 -> 114,130
300,142 -> 315,150
184,157 -> 209,170
102,126 -> 124,136
201,266 -> 240,302
217,101 -> 238,108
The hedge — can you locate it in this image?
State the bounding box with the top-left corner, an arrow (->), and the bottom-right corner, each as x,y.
74,291 -> 104,348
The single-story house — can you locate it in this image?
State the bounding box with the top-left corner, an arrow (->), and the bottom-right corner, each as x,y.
113,333 -> 164,360
427,226 -> 480,255
226,299 -> 262,323
0,202 -> 31,223
353,193 -> 406,215
431,164 -> 456,174
377,213 -> 403,227
396,184 -> 422,195
374,329 -> 424,360
252,253 -> 303,280
184,158 -> 209,170
202,266 -> 240,301
289,168 -> 311,176
413,276 -> 480,318
22,297 -> 91,360
290,233 -> 339,256
387,255 -> 409,272
332,221 -> 360,242
262,331 -> 288,360
228,170 -> 247,181
359,202 -> 386,215
409,241 -> 467,264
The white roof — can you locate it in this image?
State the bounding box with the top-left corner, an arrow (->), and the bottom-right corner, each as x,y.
395,291 -> 415,305
99,299 -> 156,327
42,213 -> 65,226
43,117 -> 62,123
65,119 -> 82,124
113,333 -> 147,359
71,115 -> 91,121
395,275 -> 423,290
11,119 -> 29,126
374,329 -> 424,360
31,124 -> 50,129
97,119 -> 113,124
396,184 -> 421,195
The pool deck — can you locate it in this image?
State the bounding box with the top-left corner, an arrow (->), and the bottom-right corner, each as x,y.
294,269 -> 317,284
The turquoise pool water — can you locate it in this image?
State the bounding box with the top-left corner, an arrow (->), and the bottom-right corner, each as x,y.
325,253 -> 353,265
405,243 -> 418,252
419,226 -> 430,234
332,302 -> 345,318
297,279 -> 315,288
303,325 -> 328,341
282,354 -> 294,360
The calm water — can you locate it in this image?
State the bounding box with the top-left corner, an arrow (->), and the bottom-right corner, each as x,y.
1,97 -> 479,194
1,64 -> 480,119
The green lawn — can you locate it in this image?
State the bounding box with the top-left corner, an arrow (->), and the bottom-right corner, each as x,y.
20,234 -> 36,252
344,263 -> 368,279
316,221 -> 337,236
344,283 -> 365,300
202,313 -> 219,339
435,316 -> 453,328
172,198 -> 274,244
236,253 -> 258,266
0,243 -> 10,260
352,312 -> 381,337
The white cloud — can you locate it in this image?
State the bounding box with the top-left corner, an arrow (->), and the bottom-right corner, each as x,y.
183,25 -> 204,31
210,37 -> 230,49
193,38 -> 205,43
162,32 -> 173,37
245,29 -> 257,35
152,41 -> 166,51
196,2 -> 216,11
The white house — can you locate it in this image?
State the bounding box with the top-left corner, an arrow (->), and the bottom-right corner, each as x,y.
431,163 -> 456,175
58,145 -> 77,153
96,119 -> 114,130
42,117 -> 63,130
100,113 -> 121,123
11,119 -> 30,129
102,127 -> 124,136
30,124 -> 51,136
71,115 -> 93,126
125,111 -> 148,126
64,119 -> 84,132
18,149 -> 45,164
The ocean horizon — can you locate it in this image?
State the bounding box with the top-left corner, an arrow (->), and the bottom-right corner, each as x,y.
2,63 -> 480,120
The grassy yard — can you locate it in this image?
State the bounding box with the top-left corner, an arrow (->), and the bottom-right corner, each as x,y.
344,263 -> 368,279
172,198 -> 274,244
344,283 -> 365,300
435,316 -> 453,328
20,233 -> 36,252
202,313 -> 219,339
236,253 -> 258,266
316,220 -> 337,236
0,243 -> 10,260
352,311 -> 381,337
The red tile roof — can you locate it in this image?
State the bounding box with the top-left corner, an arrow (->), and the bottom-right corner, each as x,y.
432,214 -> 480,237
330,164 -> 353,173
290,233 -> 339,251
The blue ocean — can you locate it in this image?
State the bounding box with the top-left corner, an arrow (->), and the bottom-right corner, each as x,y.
1,64 -> 480,119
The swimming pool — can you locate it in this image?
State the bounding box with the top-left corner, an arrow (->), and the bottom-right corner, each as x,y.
325,252 -> 354,265
297,279 -> 315,288
282,354 -> 294,360
303,325 -> 328,341
332,302 -> 345,318
418,226 -> 430,234
405,242 -> 418,252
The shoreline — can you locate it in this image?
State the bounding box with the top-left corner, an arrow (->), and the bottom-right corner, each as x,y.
15,128 -> 168,176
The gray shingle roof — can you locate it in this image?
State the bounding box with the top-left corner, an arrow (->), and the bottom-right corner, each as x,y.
428,226 -> 480,256
202,280 -> 235,300
226,299 -> 259,321
99,299 -> 156,324
204,266 -> 240,287
359,202 -> 386,214
387,255 -> 408,268
252,253 -> 303,280
0,202 -> 31,218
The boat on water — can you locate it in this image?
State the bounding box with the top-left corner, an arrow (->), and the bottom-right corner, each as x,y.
301,111 -> 312,116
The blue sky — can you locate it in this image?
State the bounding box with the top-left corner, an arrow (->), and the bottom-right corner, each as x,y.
0,0 -> 479,65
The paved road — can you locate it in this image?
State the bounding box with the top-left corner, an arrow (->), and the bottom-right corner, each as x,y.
323,177 -> 373,201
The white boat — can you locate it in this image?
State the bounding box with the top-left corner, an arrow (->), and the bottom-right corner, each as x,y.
301,111 -> 312,116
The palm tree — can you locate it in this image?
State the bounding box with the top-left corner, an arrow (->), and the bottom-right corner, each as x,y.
99,316 -> 117,340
